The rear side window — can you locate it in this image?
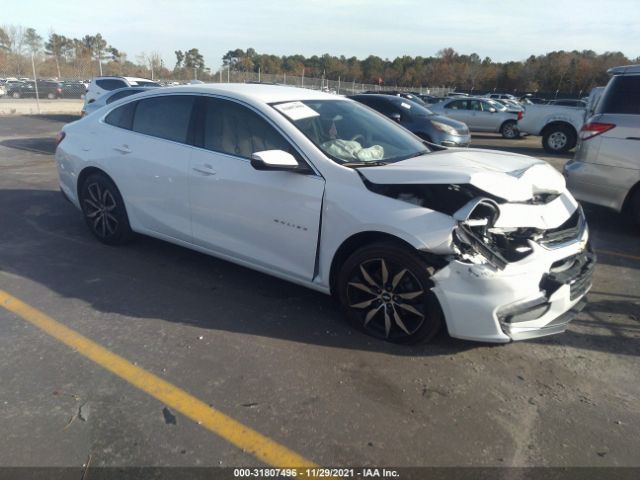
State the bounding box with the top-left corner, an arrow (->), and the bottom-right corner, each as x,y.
96,79 -> 127,91
106,90 -> 140,104
132,95 -> 195,143
358,97 -> 398,115
597,75 -> 640,114
446,100 -> 466,109
201,97 -> 293,158
132,81 -> 161,87
105,102 -> 136,130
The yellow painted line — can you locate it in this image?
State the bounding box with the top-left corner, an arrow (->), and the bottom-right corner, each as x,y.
0,288 -> 316,468
596,249 -> 640,262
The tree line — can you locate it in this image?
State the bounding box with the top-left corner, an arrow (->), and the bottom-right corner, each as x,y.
221,47 -> 637,95
1,24 -> 637,94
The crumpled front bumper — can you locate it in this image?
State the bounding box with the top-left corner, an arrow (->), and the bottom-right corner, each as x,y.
430,240 -> 594,343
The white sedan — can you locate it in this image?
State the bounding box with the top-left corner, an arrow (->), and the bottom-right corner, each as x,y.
55,84 -> 594,344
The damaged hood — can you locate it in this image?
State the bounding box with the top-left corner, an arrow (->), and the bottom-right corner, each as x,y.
358,149 -> 566,202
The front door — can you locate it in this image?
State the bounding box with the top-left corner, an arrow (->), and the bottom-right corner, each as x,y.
189,97 -> 325,281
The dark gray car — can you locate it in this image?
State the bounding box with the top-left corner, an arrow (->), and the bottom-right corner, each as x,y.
350,94 -> 470,147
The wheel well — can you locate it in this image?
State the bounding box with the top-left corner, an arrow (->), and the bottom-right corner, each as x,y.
499,119 -> 517,130
541,121 -> 576,137
622,180 -> 640,213
76,166 -> 113,200
328,231 -> 416,295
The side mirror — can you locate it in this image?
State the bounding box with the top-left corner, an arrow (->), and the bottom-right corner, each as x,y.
389,112 -> 402,123
488,107 -> 497,113
250,150 -> 303,172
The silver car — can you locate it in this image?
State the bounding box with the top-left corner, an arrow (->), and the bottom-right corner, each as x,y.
430,97 -> 520,138
564,64 -> 640,226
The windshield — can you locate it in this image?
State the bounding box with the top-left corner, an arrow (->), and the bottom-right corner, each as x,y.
271,99 -> 430,165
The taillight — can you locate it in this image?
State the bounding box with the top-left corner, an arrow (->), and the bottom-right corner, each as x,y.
55,131 -> 66,147
517,111 -> 523,120
580,122 -> 615,140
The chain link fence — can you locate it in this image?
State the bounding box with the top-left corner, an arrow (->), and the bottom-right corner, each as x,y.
1,62 -> 452,112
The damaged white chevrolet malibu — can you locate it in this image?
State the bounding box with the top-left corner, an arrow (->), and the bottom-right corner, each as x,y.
55,84 -> 594,344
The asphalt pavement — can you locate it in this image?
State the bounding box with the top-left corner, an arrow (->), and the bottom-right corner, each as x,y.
0,116 -> 638,473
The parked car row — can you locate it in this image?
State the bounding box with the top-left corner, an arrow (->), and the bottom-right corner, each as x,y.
0,78 -> 88,99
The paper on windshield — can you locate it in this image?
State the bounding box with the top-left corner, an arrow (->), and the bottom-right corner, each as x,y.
400,102 -> 412,109
274,101 -> 320,121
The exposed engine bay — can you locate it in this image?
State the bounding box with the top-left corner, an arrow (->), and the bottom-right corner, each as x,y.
360,177 -> 587,271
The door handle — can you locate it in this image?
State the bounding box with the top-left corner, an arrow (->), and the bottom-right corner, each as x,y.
113,145 -> 131,154
192,164 -> 217,176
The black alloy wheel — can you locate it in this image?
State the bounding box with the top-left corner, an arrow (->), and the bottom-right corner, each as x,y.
80,173 -> 133,245
337,242 -> 443,344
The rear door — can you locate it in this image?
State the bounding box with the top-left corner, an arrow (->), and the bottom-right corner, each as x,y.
101,94 -> 196,242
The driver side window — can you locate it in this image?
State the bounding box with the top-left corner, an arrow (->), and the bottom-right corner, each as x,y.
201,97 -> 295,159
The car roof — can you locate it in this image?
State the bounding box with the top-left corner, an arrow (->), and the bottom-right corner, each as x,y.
132,83 -> 341,104
607,64 -> 640,75
93,76 -> 157,83
352,94 -> 405,103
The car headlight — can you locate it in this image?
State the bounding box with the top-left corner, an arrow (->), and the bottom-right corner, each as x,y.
431,120 -> 459,135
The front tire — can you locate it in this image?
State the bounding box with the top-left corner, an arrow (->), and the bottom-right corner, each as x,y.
337,242 -> 443,344
12,92 -> 20,99
79,173 -> 133,245
500,120 -> 519,139
47,92 -> 55,99
542,125 -> 576,153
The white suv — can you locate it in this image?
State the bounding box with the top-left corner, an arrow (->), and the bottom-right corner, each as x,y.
55,84 -> 593,345
84,76 -> 161,105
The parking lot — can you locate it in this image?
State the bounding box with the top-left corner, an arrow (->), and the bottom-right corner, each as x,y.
1,115 -> 639,472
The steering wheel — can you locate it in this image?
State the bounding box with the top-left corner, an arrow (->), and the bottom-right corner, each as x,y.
350,134 -> 365,143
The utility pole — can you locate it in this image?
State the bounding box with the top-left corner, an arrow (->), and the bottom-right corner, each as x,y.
31,53 -> 40,114
301,68 -> 304,88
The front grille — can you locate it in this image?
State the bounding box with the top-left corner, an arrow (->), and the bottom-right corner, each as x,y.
538,209 -> 584,248
540,248 -> 596,299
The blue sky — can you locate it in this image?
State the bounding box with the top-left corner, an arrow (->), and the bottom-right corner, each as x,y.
6,0 -> 640,69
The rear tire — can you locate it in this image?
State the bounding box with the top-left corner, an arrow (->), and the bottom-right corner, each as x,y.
336,242 -> 443,344
542,124 -> 576,153
500,120 -> 519,139
79,173 -> 133,245
12,92 -> 20,99
47,92 -> 55,99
